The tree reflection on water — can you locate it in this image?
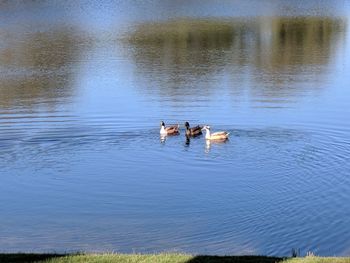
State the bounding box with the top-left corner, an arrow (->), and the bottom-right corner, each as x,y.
127,17 -> 346,104
0,27 -> 87,110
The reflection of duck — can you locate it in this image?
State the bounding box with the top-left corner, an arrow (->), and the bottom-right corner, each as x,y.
185,122 -> 202,137
205,139 -> 211,153
160,121 -> 179,135
202,125 -> 229,140
204,135 -> 229,153
185,135 -> 191,146
160,135 -> 167,143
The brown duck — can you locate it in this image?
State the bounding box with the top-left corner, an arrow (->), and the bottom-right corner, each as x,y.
160,121 -> 179,135
185,122 -> 202,137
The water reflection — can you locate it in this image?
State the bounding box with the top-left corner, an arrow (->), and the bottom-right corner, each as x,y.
160,135 -> 167,143
263,17 -> 344,67
0,27 -> 86,110
128,19 -> 241,99
205,139 -> 211,153
127,17 -> 346,105
204,138 -> 230,153
185,135 -> 191,146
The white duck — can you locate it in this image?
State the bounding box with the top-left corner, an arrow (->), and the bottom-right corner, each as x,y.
202,125 -> 229,141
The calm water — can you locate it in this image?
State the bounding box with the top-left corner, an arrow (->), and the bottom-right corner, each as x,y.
1,0 -> 350,256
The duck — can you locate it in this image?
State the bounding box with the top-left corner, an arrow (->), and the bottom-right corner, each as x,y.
160,121 -> 179,135
184,121 -> 202,137
202,125 -> 229,141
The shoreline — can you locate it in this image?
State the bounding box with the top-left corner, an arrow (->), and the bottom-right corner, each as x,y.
1,253 -> 349,263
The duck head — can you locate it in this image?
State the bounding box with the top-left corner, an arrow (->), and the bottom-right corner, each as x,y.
202,125 -> 210,131
184,121 -> 190,130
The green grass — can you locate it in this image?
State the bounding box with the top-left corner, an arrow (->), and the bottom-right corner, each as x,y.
1,253 -> 349,263
286,257 -> 350,263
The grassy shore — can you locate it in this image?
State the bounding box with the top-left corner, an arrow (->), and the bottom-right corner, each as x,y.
1,253 -> 349,263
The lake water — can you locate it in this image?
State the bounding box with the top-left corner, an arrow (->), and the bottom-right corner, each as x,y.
1,0 -> 350,257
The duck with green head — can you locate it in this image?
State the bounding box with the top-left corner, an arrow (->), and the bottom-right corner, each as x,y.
184,121 -> 202,137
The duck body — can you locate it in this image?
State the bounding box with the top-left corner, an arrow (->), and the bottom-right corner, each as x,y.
202,125 -> 229,141
185,122 -> 202,137
160,121 -> 179,135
